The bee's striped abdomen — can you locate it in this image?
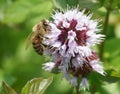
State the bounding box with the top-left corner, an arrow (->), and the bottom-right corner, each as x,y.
32,35 -> 44,55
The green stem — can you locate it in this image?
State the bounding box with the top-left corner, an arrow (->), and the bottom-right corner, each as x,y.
99,8 -> 111,61
91,84 -> 96,94
76,84 -> 80,94
75,78 -> 80,94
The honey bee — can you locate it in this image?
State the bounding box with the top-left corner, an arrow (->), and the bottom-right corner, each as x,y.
26,19 -> 51,55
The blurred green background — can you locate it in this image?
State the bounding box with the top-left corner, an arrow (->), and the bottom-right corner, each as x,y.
0,0 -> 120,94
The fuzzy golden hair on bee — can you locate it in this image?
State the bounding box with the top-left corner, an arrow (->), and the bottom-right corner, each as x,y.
25,19 -> 51,55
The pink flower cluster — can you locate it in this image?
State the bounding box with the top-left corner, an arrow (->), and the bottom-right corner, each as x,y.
43,8 -> 105,90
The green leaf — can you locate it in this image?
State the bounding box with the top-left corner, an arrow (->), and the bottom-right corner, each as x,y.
99,0 -> 120,11
52,0 -> 67,11
108,69 -> 120,77
0,81 -> 17,94
104,69 -> 120,83
78,0 -> 101,11
105,39 -> 120,53
52,0 -> 101,12
3,0 -> 52,24
21,77 -> 53,94
52,0 -> 79,11
3,0 -> 31,23
88,69 -> 120,85
25,0 -> 52,28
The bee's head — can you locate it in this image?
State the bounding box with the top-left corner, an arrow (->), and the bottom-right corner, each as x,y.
42,19 -> 49,26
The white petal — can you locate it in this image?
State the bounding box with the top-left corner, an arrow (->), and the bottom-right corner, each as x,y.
52,41 -> 61,47
72,55 -> 84,68
70,76 -> 78,87
68,30 -> 76,40
59,44 -> 67,56
80,77 -> 89,91
90,60 -> 105,75
67,40 -> 77,57
76,46 -> 92,57
59,66 -> 70,80
42,62 -> 55,72
63,20 -> 70,28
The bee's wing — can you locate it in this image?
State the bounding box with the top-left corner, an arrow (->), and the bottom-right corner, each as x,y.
25,32 -> 35,50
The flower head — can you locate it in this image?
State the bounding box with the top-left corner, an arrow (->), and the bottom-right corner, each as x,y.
43,8 -> 105,90
45,8 -> 104,58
